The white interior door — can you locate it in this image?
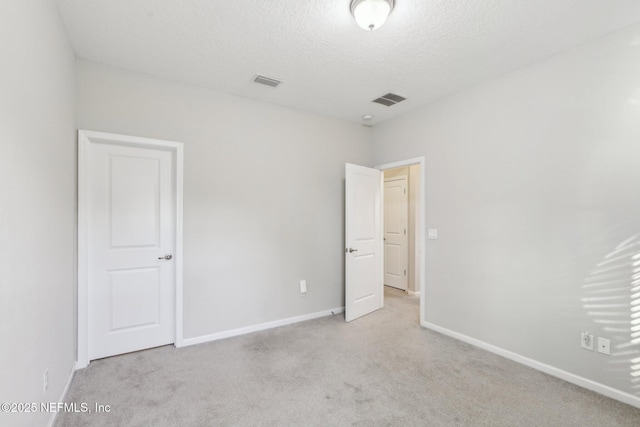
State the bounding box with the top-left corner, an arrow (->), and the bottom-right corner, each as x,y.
85,134 -> 177,360
383,176 -> 408,291
345,163 -> 383,322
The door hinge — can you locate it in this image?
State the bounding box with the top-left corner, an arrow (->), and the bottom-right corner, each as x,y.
404,269 -> 407,276
404,188 -> 406,194
404,229 -> 406,235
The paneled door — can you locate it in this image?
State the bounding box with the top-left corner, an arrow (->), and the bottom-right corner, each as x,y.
345,163 -> 383,322
78,130 -> 182,364
383,176 -> 408,290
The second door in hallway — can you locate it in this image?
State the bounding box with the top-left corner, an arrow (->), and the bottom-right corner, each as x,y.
383,176 -> 408,291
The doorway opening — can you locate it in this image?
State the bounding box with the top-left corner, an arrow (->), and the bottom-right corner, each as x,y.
377,158 -> 425,325
344,157 -> 425,324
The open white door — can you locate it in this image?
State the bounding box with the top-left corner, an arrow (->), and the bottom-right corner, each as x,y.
345,163 -> 383,322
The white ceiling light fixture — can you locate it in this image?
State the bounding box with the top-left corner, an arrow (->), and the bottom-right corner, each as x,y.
350,0 -> 395,31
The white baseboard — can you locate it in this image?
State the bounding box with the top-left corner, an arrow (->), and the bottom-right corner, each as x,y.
421,321 -> 640,409
46,364 -> 76,427
180,307 -> 345,348
408,290 -> 420,296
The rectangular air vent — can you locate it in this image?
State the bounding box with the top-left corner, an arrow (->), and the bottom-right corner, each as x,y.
254,74 -> 282,88
372,92 -> 406,106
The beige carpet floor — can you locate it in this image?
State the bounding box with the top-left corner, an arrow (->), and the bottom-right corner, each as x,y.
55,287 -> 640,426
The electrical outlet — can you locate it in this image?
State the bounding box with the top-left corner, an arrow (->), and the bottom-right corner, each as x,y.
299,280 -> 307,295
581,332 -> 594,351
43,370 -> 48,393
597,337 -> 611,355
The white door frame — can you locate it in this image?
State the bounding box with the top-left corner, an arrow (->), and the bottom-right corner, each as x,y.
376,157 -> 426,325
77,130 -> 184,369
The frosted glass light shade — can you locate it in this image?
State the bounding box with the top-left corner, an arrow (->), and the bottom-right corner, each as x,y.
351,0 -> 394,31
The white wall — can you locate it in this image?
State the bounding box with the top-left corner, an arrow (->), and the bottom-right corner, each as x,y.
76,60 -> 372,339
0,1 -> 77,426
373,23 -> 640,397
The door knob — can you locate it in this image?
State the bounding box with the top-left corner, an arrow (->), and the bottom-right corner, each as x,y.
158,254 -> 173,260
348,248 -> 358,253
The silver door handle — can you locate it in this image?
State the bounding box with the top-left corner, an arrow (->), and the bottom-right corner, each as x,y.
348,248 -> 358,253
158,254 -> 173,260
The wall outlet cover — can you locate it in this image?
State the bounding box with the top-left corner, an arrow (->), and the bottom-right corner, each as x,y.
597,337 -> 610,355
581,332 -> 594,351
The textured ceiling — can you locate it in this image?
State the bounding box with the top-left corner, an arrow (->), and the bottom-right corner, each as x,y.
55,0 -> 640,125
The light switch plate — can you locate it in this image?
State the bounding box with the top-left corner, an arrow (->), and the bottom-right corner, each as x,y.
428,229 -> 438,239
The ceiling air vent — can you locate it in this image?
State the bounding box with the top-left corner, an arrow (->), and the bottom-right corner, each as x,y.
372,92 -> 406,106
254,74 -> 282,88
